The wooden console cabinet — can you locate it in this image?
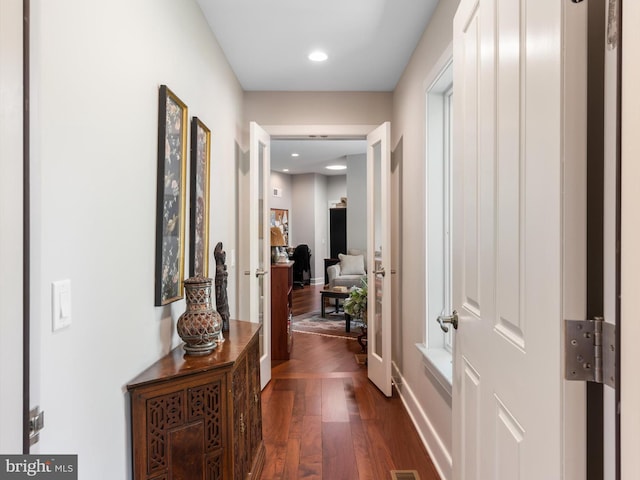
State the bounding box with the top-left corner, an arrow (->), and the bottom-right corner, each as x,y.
271,261 -> 293,360
127,320 -> 264,480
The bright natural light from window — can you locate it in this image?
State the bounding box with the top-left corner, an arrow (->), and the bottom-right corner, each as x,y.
416,54 -> 454,400
308,51 -> 328,62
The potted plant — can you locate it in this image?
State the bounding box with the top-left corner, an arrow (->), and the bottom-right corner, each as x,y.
343,278 -> 368,325
344,279 -> 368,354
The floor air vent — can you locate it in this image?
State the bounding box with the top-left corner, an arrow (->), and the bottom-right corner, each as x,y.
390,470 -> 420,480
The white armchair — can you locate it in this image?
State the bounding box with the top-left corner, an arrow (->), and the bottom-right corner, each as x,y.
327,253 -> 366,290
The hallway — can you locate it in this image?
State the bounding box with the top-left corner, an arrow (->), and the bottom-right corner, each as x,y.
260,285 -> 440,479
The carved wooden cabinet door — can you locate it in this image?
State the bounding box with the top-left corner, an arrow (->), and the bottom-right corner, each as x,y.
248,340 -> 262,461
131,371 -> 227,480
232,353 -> 249,480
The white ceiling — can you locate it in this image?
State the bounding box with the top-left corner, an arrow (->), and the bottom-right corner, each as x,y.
196,0 -> 439,172
271,139 -> 367,175
196,0 -> 438,92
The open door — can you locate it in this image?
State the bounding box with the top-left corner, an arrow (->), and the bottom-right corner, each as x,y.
366,122 -> 392,397
451,0 -> 586,478
249,122 -> 271,389
0,0 -> 26,452
621,1 -> 640,476
601,0 -> 619,475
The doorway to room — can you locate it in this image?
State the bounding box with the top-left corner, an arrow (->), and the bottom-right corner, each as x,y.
270,136 -> 367,287
240,123 -> 394,396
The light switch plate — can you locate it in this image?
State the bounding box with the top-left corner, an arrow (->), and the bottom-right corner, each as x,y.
52,279 -> 72,331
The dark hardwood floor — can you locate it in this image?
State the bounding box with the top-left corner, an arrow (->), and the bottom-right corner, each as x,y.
291,283 -> 325,316
261,284 -> 441,480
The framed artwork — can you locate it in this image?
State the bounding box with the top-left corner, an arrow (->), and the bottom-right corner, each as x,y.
189,117 -> 211,277
270,208 -> 289,245
155,85 -> 188,306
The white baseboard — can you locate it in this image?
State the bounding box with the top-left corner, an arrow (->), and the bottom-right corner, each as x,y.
392,362 -> 452,480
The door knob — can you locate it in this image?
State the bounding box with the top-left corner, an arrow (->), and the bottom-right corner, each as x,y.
437,310 -> 458,333
255,269 -> 268,277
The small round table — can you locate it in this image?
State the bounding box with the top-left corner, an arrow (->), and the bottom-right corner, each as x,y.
320,289 -> 352,332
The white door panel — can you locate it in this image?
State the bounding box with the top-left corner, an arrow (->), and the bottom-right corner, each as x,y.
460,358 -> 480,480
621,2 -> 640,478
603,1 -> 619,478
452,0 -> 586,478
495,397 -> 525,480
366,122 -> 392,397
249,122 -> 271,389
0,0 -> 25,452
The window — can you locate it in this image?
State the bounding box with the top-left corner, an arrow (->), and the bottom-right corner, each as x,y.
416,51 -> 453,398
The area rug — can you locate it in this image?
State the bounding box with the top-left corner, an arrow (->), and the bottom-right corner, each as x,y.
291,311 -> 365,340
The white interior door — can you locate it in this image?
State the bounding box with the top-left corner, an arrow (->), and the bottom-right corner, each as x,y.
249,122 -> 271,389
452,0 -> 586,479
620,1 -> 640,477
366,122 -> 392,397
0,0 -> 25,452
603,0 -> 619,475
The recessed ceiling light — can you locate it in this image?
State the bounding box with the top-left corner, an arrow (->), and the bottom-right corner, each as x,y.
291,153 -> 299,157
283,169 -> 289,172
308,51 -> 328,62
326,165 -> 347,171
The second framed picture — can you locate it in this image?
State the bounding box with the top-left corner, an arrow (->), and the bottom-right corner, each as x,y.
189,117 -> 211,277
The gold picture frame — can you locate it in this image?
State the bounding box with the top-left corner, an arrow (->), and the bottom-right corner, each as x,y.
189,117 -> 211,277
155,85 -> 188,306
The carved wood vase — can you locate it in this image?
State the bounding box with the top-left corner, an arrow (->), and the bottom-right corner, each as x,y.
177,276 -> 221,355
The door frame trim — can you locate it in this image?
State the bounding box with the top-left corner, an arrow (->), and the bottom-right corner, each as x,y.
614,1 -> 622,477
585,1 -> 606,478
261,124 -> 377,139
22,0 -> 31,454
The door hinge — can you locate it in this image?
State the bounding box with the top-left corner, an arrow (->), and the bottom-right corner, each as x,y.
29,406 -> 44,445
565,317 -> 616,388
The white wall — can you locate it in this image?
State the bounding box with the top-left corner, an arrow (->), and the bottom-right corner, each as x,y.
286,173 -> 332,284
391,0 -> 461,477
327,174 -> 347,204
269,171 -> 292,211
290,174 -> 318,280
29,0 -> 243,477
313,174 -> 329,282
0,0 -> 24,453
244,91 -> 392,126
291,174 -> 316,250
346,153 -> 367,254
